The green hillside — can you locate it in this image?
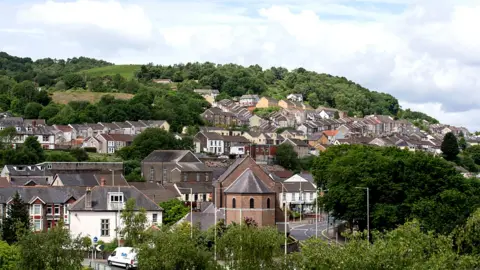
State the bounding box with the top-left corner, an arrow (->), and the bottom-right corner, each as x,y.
78,65 -> 141,79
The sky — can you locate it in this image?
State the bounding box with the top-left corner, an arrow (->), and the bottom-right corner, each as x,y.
1,0 -> 479,130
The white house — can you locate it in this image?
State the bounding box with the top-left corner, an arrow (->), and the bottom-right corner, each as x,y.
279,173 -> 317,213
287,94 -> 303,102
69,186 -> 162,243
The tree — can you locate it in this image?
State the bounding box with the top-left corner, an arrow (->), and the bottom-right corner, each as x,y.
159,199 -> 190,226
217,224 -> 283,270
69,148 -> 89,162
459,136 -> 467,151
2,192 -> 30,244
39,103 -> 61,120
334,110 -> 340,119
275,143 -> 298,171
291,220 -> 479,269
455,208 -> 480,255
119,198 -> 148,247
63,73 -> 85,89
0,241 -> 20,270
23,102 -> 43,119
45,151 -> 76,162
17,220 -> 85,270
465,145 -> 480,165
137,226 -> 213,270
441,132 -> 460,161
23,136 -> 45,163
0,126 -> 17,148
312,145 -> 480,234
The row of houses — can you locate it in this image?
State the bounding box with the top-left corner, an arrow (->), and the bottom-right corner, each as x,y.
0,151 -> 318,239
0,116 -> 169,152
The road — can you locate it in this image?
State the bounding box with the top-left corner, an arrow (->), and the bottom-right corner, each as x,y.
289,221 -> 329,241
83,259 -> 124,270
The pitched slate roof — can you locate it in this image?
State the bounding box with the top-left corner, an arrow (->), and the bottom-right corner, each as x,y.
3,165 -> 54,177
215,157 -> 247,183
202,132 -> 224,140
10,177 -> 49,186
129,182 -> 180,203
56,173 -> 99,187
222,136 -> 250,143
143,150 -> 193,163
69,186 -> 162,211
175,182 -> 214,194
224,169 -> 274,194
0,186 -> 85,204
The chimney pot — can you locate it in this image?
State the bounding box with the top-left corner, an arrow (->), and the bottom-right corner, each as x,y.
85,187 -> 92,210
101,177 -> 106,186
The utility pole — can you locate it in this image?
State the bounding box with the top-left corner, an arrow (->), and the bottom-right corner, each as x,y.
355,187 -> 370,241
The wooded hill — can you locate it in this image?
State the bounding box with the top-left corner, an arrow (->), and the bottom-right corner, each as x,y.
0,51 -> 438,128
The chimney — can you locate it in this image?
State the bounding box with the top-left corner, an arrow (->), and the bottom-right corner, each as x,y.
32,120 -> 36,127
100,177 -> 106,186
85,187 -> 92,210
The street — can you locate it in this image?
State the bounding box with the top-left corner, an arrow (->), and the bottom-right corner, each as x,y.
82,259 -> 124,270
289,220 -> 330,241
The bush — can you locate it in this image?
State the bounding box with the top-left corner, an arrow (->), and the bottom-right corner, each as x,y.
83,147 -> 97,153
70,148 -> 89,162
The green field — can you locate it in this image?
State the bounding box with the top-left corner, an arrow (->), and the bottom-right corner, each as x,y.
78,65 -> 141,79
52,90 -> 134,104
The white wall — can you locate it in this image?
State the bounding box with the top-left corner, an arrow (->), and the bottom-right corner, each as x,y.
69,210 -> 162,243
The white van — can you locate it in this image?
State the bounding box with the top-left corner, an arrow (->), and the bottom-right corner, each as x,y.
107,247 -> 138,269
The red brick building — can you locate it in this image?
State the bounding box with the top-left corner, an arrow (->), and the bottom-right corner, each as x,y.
214,157 -> 286,227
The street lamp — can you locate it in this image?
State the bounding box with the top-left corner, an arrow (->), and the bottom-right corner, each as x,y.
177,187 -> 193,239
280,183 -> 288,257
355,187 -> 370,241
214,186 -> 225,261
109,169 -> 121,247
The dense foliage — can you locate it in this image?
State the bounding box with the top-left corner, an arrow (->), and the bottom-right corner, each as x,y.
442,132 -> 460,161
1,192 -> 30,244
119,198 -> 148,247
275,143 -> 299,171
312,145 -> 480,235
159,199 -> 190,226
136,63 -> 436,121
292,220 -> 479,270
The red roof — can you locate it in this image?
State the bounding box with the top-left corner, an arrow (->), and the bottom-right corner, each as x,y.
323,130 -> 339,137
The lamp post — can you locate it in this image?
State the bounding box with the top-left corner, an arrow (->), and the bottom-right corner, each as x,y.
355,187 -> 370,241
280,183 -> 288,257
109,169 -> 121,247
214,186 -> 225,261
178,187 -> 193,239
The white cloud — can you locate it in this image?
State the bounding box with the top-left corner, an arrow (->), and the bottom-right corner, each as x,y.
1,0 -> 480,130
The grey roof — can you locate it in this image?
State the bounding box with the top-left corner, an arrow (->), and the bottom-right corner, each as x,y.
175,162 -> 213,172
56,173 -> 99,187
175,182 -> 214,194
98,122 -> 119,130
129,182 -> 180,203
282,182 -> 317,192
211,167 -> 228,181
224,169 -> 274,194
285,138 -> 309,147
69,186 -> 162,211
86,123 -> 104,130
299,173 -> 314,183
216,157 -> 246,183
10,177 -> 49,186
202,132 -> 224,140
182,204 -> 225,231
126,121 -> 147,128
113,122 -> 131,128
3,165 -> 54,177
94,173 -> 128,186
222,136 -> 250,143
0,186 -> 85,204
143,150 -> 193,163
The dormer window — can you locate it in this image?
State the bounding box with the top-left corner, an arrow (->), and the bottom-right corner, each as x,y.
27,127 -> 32,132
16,127 -> 21,132
107,192 -> 124,210
16,166 -> 25,171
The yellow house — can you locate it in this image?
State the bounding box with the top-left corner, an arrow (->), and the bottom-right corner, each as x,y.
243,132 -> 269,144
256,97 -> 279,108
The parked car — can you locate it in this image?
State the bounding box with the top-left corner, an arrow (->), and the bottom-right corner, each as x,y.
107,247 -> 138,269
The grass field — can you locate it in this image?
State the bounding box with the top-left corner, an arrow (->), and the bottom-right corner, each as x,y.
52,90 -> 134,104
88,152 -> 123,162
78,65 -> 141,79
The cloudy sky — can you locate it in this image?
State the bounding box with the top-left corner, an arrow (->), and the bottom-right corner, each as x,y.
1,0 -> 479,130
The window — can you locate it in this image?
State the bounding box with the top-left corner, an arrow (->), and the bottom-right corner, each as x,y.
196,173 -> 200,182
101,219 -> 110,236
185,194 -> 189,201
110,194 -> 123,203
232,198 -> 236,208
31,204 -> 42,215
250,198 -> 254,209
152,214 -> 158,223
33,219 -> 42,231
108,147 -> 115,154
54,205 -> 60,215
46,205 -> 52,215
183,174 -> 187,182
47,163 -> 52,169
205,173 -> 209,182
267,198 -> 271,209
150,167 -> 154,181
194,194 -> 198,201
42,135 -> 49,142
